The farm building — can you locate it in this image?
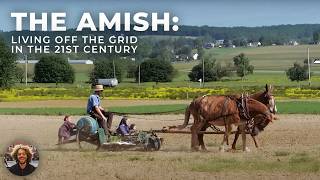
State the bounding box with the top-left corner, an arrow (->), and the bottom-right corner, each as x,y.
16,59 -> 94,64
204,43 -> 214,49
68,60 -> 93,64
247,42 -> 262,47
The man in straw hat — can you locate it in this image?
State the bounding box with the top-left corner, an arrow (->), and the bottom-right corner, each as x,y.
87,84 -> 114,135
9,144 -> 36,176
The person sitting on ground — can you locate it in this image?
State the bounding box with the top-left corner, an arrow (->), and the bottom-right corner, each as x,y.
116,117 -> 136,136
58,115 -> 76,144
129,123 -> 137,134
87,84 -> 113,135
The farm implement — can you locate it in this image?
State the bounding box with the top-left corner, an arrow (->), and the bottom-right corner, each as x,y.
57,116 -> 251,152
58,116 -> 162,151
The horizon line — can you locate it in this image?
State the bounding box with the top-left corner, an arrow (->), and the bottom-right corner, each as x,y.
1,23 -> 320,33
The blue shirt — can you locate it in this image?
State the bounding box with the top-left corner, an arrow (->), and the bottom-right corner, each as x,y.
87,94 -> 100,114
117,124 -> 130,135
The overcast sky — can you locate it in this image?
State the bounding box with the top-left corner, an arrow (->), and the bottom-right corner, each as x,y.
1,0 -> 320,31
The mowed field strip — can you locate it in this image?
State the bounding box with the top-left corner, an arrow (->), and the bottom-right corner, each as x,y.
0,100 -> 320,115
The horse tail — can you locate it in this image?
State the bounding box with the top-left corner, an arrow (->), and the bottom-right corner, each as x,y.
178,104 -> 191,129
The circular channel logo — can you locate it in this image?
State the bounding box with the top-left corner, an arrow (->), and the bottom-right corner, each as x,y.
4,141 -> 39,176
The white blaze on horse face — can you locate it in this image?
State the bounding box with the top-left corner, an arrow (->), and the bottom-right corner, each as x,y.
269,96 -> 276,113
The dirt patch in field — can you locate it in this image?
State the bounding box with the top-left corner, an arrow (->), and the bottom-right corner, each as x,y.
0,114 -> 319,179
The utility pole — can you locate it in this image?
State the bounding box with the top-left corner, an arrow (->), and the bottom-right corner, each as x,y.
202,58 -> 205,88
243,58 -> 246,80
25,54 -> 28,86
138,64 -> 141,85
308,48 -> 311,86
113,59 -> 116,78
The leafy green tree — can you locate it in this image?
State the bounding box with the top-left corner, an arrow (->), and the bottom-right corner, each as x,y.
34,55 -> 74,83
194,38 -> 203,49
134,39 -> 152,61
158,48 -> 174,62
188,57 -> 230,82
0,37 -> 17,88
258,36 -> 265,44
174,37 -> 194,50
239,39 -> 248,47
286,62 -> 308,82
176,46 -> 192,57
313,31 -> 320,44
193,38 -> 205,60
150,40 -> 174,62
223,37 -> 231,47
233,53 -> 254,78
197,47 -> 205,60
90,58 -> 123,83
15,66 -> 25,83
127,62 -> 138,78
135,59 -> 175,82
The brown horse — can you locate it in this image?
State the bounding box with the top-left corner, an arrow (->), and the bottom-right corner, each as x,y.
179,85 -> 277,151
231,84 -> 277,150
213,85 -> 277,150
249,84 -> 277,114
182,95 -> 275,151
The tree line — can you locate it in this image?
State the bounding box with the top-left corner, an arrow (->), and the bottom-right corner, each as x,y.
2,23 -> 320,45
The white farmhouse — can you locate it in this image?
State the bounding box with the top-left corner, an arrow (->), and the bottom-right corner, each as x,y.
193,53 -> 198,60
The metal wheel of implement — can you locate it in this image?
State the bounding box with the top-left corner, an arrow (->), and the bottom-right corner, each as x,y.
153,138 -> 161,151
76,126 -> 100,150
144,136 -> 161,151
76,127 -> 85,149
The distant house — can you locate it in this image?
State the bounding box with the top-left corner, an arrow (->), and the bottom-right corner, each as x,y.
204,43 -> 214,49
175,54 -> 189,61
68,60 -> 93,64
17,59 -> 94,64
247,42 -> 262,47
215,40 -> 224,45
120,57 -> 136,61
288,41 -> 299,46
16,60 -> 39,64
193,53 -> 198,60
314,59 -> 320,64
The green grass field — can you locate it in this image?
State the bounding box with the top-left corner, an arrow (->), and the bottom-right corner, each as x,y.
204,45 -> 320,71
0,101 -> 319,115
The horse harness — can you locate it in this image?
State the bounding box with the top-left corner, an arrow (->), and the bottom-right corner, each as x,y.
199,93 -> 273,134
217,94 -> 254,133
198,94 -> 256,133
236,94 -> 251,120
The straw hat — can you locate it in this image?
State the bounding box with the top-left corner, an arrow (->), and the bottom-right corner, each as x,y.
93,84 -> 104,91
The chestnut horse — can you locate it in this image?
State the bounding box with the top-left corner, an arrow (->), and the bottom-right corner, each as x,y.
179,85 -> 277,151
231,84 -> 277,150
184,96 -> 275,151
